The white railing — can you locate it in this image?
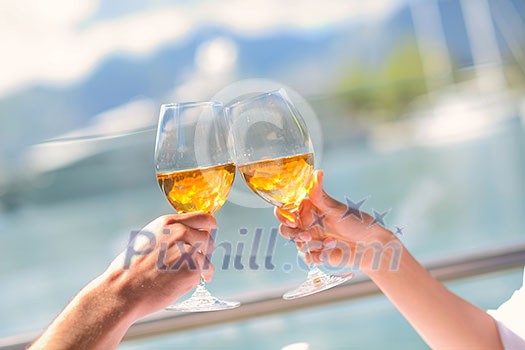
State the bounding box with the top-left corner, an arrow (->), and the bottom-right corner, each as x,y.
1,244 -> 524,350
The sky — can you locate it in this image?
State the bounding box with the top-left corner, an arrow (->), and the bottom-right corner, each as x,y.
0,0 -> 405,97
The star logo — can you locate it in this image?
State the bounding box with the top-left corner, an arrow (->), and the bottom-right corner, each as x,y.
369,209 -> 390,227
339,197 -> 367,222
394,225 -> 404,236
310,211 -> 328,228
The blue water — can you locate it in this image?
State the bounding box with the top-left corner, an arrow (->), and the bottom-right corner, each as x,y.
0,116 -> 524,348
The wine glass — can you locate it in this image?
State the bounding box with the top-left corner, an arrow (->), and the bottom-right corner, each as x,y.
226,89 -> 353,299
155,101 -> 240,312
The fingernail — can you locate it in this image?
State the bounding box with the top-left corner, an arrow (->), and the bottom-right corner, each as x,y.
323,238 -> 337,249
282,212 -> 296,226
298,232 -> 312,242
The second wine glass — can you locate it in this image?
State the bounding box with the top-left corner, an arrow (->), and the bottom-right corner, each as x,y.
155,101 -> 240,312
227,89 -> 353,299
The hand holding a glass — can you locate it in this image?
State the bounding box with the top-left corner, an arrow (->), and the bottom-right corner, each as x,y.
275,169 -> 397,273
29,213 -> 217,350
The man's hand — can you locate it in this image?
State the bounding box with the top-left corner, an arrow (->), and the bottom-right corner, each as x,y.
104,213 -> 216,319
30,213 -> 216,350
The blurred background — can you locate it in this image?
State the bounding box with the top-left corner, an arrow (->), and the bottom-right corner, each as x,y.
1,0 -> 524,349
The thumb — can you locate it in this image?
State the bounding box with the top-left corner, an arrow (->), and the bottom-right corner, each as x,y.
308,170 -> 334,212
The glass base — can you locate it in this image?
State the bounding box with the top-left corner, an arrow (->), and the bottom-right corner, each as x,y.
283,266 -> 353,300
166,284 -> 240,312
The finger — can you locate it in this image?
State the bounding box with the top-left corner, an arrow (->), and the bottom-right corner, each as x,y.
308,239 -> 324,252
323,238 -> 337,249
304,252 -> 312,265
308,170 -> 339,212
184,227 -> 215,256
309,251 -> 322,265
296,198 -> 317,228
166,225 -> 215,256
164,243 -> 214,279
308,170 -> 327,209
298,232 -> 312,242
164,241 -> 194,267
195,254 -> 215,282
279,224 -> 301,240
319,246 -> 352,269
274,208 -> 298,228
162,212 -> 217,232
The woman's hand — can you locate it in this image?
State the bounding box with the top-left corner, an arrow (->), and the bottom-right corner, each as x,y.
275,170 -> 396,271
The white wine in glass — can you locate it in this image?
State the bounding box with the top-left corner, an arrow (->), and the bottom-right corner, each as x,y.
155,101 -> 240,312
237,153 -> 314,210
157,163 -> 236,215
228,89 -> 353,299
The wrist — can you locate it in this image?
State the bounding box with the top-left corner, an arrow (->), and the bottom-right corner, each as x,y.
355,227 -> 403,274
30,272 -> 136,350
86,270 -> 139,326
76,272 -> 138,347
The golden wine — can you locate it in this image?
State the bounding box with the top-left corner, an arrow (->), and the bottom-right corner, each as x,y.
157,163 -> 236,215
238,153 -> 314,210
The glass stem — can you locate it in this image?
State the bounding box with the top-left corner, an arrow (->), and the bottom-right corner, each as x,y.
289,208 -> 317,270
199,275 -> 207,288
190,275 -> 212,299
303,241 -> 315,270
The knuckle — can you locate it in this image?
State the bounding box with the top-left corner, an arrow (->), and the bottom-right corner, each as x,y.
170,223 -> 188,237
160,214 -> 175,226
181,242 -> 194,253
207,215 -> 217,226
